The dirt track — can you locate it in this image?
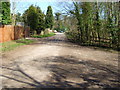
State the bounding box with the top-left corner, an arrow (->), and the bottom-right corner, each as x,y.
0,33 -> 119,88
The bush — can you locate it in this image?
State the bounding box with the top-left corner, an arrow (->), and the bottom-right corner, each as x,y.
65,30 -> 79,42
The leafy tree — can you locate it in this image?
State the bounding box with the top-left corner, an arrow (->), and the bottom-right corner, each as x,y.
1,2 -> 11,25
0,1 -> 2,24
70,2 -> 82,41
22,9 -> 28,26
22,5 -> 46,34
55,12 -> 61,31
45,6 -> 54,29
55,12 -> 61,21
16,12 -> 22,22
81,2 -> 92,43
27,5 -> 38,31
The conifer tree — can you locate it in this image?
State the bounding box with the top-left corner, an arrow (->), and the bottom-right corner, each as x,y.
45,6 -> 54,29
36,6 -> 45,34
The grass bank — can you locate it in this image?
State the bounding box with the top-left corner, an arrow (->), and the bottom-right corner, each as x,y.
0,39 -> 35,52
31,33 -> 55,38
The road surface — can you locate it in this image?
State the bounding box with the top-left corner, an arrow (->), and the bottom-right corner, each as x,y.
0,33 -> 119,88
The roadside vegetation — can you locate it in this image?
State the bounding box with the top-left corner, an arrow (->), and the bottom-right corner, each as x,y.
31,33 -> 55,38
0,2 -> 11,24
58,2 -> 119,51
0,39 -> 35,52
0,32 -> 56,52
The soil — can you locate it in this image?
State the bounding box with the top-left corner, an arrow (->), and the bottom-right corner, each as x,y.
0,33 -> 119,88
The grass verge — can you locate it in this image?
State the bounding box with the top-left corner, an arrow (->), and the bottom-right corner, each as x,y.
31,33 -> 55,38
0,39 -> 35,52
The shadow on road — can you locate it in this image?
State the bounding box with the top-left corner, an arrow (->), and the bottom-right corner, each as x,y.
1,55 -> 119,88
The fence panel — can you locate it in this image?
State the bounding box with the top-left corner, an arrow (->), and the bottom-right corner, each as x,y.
0,25 -> 30,43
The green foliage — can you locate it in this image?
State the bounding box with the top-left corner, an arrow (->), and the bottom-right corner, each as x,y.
16,12 -> 22,22
65,30 -> 79,42
1,2 -> 11,25
65,2 -> 119,50
31,33 -> 55,38
45,6 -> 54,29
36,6 -> 45,34
55,23 -> 67,32
54,13 -> 68,32
22,9 -> 28,26
54,12 -> 61,32
0,2 -> 2,24
55,12 -> 61,21
22,5 -> 45,34
0,14 -> 2,24
0,39 -> 35,52
15,39 -> 35,44
27,5 -> 38,31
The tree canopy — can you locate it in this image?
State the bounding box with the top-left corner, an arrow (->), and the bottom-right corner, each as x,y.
22,5 -> 46,34
1,2 -> 11,25
63,2 -> 119,50
27,5 -> 38,31
16,12 -> 23,22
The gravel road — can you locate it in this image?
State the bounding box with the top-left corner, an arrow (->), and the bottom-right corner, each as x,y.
0,33 -> 119,88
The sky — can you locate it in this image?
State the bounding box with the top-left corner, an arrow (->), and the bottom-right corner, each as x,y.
10,0 -> 119,15
10,0 -> 72,15
10,1 -> 56,15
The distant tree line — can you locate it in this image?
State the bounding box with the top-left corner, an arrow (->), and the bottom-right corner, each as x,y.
54,12 -> 70,32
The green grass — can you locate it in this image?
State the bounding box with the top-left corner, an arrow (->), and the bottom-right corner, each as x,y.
0,39 -> 35,52
31,33 -> 55,38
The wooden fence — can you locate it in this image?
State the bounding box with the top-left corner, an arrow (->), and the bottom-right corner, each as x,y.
66,31 -> 119,50
89,37 -> 117,47
0,25 -> 30,43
